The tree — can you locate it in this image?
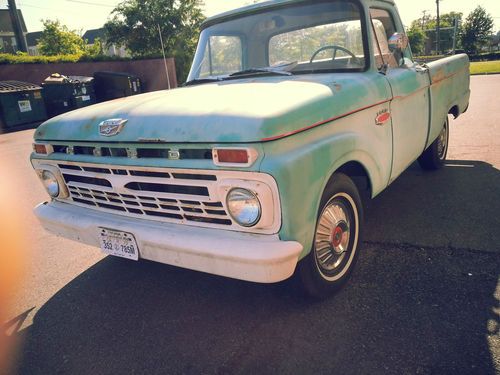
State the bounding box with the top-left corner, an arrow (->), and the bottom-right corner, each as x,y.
407,26 -> 426,55
410,12 -> 462,31
104,0 -> 206,82
440,12 -> 463,29
461,6 -> 494,54
408,12 -> 464,55
38,20 -> 86,56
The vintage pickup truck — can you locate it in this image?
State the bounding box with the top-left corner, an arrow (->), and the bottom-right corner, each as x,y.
31,0 -> 470,297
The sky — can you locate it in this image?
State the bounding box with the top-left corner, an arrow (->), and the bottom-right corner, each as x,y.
0,0 -> 498,34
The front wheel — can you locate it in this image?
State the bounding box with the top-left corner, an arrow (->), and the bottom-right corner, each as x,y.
297,173 -> 364,299
418,117 -> 449,170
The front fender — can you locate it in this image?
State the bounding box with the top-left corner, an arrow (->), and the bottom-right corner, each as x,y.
260,111 -> 392,259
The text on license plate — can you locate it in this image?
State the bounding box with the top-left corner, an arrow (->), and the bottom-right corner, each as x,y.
98,228 -> 139,261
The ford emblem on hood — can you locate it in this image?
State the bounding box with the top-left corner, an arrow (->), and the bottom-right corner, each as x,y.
99,118 -> 128,137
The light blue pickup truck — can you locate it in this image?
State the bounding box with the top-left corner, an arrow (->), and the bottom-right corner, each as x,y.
32,0 -> 470,297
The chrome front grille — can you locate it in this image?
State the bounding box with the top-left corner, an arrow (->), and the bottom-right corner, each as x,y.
67,185 -> 232,226
33,159 -> 282,234
57,162 -> 234,228
50,144 -> 212,160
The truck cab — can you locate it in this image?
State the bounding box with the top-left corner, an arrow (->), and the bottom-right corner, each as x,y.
32,0 -> 470,298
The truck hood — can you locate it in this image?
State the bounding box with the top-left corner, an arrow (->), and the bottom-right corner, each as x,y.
35,73 -> 378,143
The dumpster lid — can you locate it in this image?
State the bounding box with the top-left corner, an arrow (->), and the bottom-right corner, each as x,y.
94,71 -> 139,78
68,76 -> 94,83
0,80 -> 42,93
43,73 -> 94,85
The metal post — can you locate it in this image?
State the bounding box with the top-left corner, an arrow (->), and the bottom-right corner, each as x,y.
436,0 -> 441,55
7,0 -> 28,53
157,25 -> 171,90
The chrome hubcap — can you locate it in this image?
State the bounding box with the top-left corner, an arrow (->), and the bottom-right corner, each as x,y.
437,121 -> 448,160
314,200 -> 351,273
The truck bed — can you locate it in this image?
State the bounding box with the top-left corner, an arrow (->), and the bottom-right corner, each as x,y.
426,54 -> 470,147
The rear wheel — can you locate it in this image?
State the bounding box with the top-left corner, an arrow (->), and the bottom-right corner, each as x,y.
418,117 -> 449,170
297,173 -> 363,299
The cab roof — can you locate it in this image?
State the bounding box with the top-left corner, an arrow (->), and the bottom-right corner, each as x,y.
202,0 -> 396,28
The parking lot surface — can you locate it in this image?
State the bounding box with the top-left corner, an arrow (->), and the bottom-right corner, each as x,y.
1,75 -> 499,374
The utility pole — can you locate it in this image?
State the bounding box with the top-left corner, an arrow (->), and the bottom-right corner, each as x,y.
452,17 -> 459,54
435,0 -> 441,55
421,10 -> 429,30
7,0 -> 28,53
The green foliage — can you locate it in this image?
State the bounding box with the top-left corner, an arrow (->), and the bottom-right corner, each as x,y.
410,12 -> 463,31
461,6 -> 494,55
408,11 -> 468,55
407,26 -> 426,55
440,12 -> 463,28
84,37 -> 103,57
470,60 -> 500,75
104,0 -> 205,82
38,20 -> 87,56
0,53 -> 143,65
0,53 -> 82,64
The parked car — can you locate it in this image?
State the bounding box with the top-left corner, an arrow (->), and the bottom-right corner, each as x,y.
31,0 -> 470,298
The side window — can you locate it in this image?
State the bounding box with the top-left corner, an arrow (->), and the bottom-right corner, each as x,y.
370,8 -> 398,69
199,36 -> 243,78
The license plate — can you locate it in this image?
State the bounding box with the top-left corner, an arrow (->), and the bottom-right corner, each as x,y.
98,228 -> 139,261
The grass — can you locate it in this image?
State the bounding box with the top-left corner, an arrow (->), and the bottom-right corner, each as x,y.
470,60 -> 500,75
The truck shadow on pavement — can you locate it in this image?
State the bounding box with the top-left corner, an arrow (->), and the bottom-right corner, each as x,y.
16,160 -> 500,375
364,159 -> 500,252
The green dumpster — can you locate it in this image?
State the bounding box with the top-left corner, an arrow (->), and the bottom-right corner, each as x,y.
42,74 -> 96,117
0,81 -> 47,133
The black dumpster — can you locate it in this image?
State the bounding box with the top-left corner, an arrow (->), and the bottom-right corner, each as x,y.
0,81 -> 47,133
93,71 -> 142,102
42,74 -> 96,117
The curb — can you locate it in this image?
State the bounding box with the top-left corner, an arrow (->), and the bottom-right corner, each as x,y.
470,72 -> 500,76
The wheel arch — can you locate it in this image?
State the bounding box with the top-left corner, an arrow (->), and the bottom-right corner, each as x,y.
324,161 -> 372,202
319,151 -> 383,205
449,105 -> 460,119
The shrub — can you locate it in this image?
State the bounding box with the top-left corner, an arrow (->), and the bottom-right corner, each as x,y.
0,53 -> 147,65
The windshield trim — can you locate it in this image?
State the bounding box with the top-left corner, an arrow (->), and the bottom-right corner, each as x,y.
264,1 -> 369,72
196,0 -> 370,79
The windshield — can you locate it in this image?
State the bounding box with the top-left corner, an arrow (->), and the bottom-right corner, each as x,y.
187,1 -> 367,82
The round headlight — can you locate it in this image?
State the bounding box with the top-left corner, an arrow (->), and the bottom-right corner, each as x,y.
226,188 -> 261,227
41,170 -> 60,198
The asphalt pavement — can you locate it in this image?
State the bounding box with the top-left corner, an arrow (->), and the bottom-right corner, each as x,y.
1,75 -> 499,375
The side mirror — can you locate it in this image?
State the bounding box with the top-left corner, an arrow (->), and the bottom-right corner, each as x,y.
388,33 -> 409,53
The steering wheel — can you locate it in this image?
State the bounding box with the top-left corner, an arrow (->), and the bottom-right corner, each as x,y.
309,45 -> 358,64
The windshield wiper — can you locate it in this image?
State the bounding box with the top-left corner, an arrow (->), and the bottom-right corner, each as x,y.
229,68 -> 292,77
229,62 -> 298,78
184,77 -> 223,86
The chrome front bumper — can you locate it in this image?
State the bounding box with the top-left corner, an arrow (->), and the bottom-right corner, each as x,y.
34,201 -> 303,283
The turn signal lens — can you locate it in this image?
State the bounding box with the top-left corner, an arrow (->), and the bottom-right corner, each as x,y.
215,149 -> 249,164
33,143 -> 48,155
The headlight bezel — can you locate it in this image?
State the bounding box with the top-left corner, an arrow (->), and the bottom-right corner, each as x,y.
226,187 -> 262,227
35,165 -> 68,199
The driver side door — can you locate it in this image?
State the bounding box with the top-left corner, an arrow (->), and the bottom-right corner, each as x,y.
370,8 -> 431,182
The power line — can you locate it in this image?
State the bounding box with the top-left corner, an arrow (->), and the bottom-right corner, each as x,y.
17,1 -> 57,11
65,0 -> 115,7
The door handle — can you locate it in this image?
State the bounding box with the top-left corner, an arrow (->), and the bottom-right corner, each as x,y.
416,64 -> 429,74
